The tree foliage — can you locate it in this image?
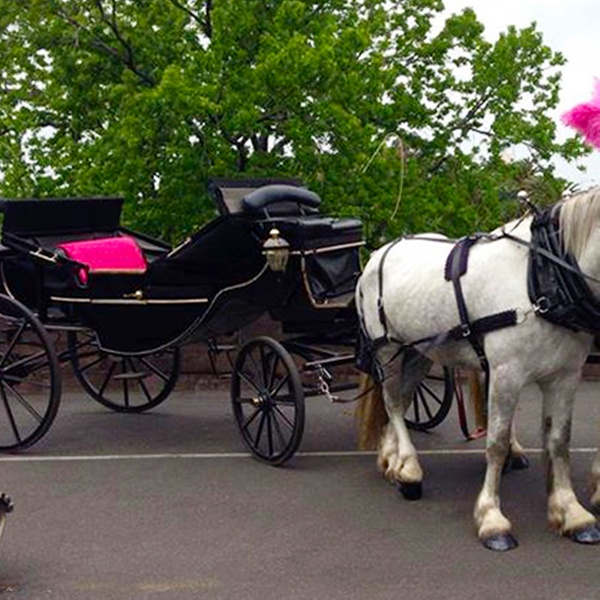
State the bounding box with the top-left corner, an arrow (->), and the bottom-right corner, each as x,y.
0,0 -> 588,243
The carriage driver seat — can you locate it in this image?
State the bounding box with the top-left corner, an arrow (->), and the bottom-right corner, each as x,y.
241,184 -> 321,217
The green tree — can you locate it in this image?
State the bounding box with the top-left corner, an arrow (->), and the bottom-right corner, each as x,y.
0,0 -> 587,242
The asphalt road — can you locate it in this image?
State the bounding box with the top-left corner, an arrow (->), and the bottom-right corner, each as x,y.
0,378 -> 598,599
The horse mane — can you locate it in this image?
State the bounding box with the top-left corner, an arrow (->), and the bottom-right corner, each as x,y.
556,186 -> 600,260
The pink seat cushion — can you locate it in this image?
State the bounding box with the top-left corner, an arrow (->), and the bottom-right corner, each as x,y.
57,236 -> 147,284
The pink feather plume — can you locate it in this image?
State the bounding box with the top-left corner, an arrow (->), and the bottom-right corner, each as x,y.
562,80 -> 600,149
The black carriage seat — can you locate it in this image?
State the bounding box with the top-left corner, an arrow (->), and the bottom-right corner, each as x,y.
208,178 -> 320,216
241,184 -> 321,217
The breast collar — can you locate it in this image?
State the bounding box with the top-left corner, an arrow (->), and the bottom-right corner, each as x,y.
527,207 -> 600,334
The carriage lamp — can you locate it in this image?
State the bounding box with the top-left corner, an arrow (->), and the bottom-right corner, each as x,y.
263,228 -> 290,272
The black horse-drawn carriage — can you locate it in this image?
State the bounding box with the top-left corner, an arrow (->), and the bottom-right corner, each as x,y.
0,180 -> 454,463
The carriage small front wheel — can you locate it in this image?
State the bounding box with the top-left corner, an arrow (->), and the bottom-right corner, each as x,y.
231,336 -> 305,465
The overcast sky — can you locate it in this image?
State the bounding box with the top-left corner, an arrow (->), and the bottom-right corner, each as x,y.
442,0 -> 600,187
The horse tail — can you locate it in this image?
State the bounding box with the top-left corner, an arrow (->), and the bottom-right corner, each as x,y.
355,373 -> 388,451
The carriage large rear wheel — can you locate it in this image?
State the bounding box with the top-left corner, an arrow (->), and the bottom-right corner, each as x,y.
0,295 -> 61,451
405,367 -> 455,431
68,331 -> 181,413
231,337 -> 305,465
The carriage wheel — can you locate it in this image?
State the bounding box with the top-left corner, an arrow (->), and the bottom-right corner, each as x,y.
231,337 -> 305,466
0,295 -> 61,451
405,367 -> 455,431
68,331 -> 181,413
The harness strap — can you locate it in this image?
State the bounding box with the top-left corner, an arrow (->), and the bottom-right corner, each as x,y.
404,310 -> 518,350
374,238 -> 403,345
444,236 -> 491,374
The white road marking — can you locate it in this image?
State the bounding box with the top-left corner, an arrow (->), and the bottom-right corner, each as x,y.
0,447 -> 595,462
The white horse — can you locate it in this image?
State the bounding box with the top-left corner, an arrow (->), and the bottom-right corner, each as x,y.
356,187 -> 600,551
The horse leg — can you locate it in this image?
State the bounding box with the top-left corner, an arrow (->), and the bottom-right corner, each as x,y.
378,349 -> 430,501
505,420 -> 530,472
468,369 -> 528,471
474,367 -> 520,551
539,373 -> 600,543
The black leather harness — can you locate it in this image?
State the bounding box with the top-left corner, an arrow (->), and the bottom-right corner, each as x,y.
357,207 -> 600,382
527,208 -> 600,333
356,234 -> 518,380
443,235 -> 517,374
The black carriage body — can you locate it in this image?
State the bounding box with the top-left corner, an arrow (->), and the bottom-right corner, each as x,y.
0,182 -> 363,354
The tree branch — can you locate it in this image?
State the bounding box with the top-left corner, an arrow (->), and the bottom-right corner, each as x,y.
54,2 -> 155,86
166,0 -> 212,38
93,0 -> 155,86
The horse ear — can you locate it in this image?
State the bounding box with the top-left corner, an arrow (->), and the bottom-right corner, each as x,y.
562,79 -> 600,149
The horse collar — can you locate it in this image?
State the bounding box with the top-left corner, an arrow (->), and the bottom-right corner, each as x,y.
528,207 -> 600,334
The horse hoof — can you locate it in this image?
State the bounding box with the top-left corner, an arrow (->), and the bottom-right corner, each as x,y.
502,455 -> 530,473
510,455 -> 530,470
396,481 -> 422,501
482,532 -> 519,552
568,525 -> 600,544
0,494 -> 13,515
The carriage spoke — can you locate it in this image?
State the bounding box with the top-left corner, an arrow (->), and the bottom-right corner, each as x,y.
98,361 -> 118,397
3,382 -> 43,423
420,382 -> 443,405
253,409 -> 268,448
137,370 -> 154,402
416,389 -> 435,421
0,321 -> 27,369
241,406 -> 262,431
78,353 -> 107,374
272,404 -> 295,430
271,409 -> 288,447
247,352 -> 263,387
139,355 -> 171,383
269,372 -> 290,397
4,348 -> 52,376
122,359 -> 131,408
266,412 -> 274,456
271,394 -> 296,406
0,384 -> 22,444
238,369 -> 263,394
2,375 -> 52,389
